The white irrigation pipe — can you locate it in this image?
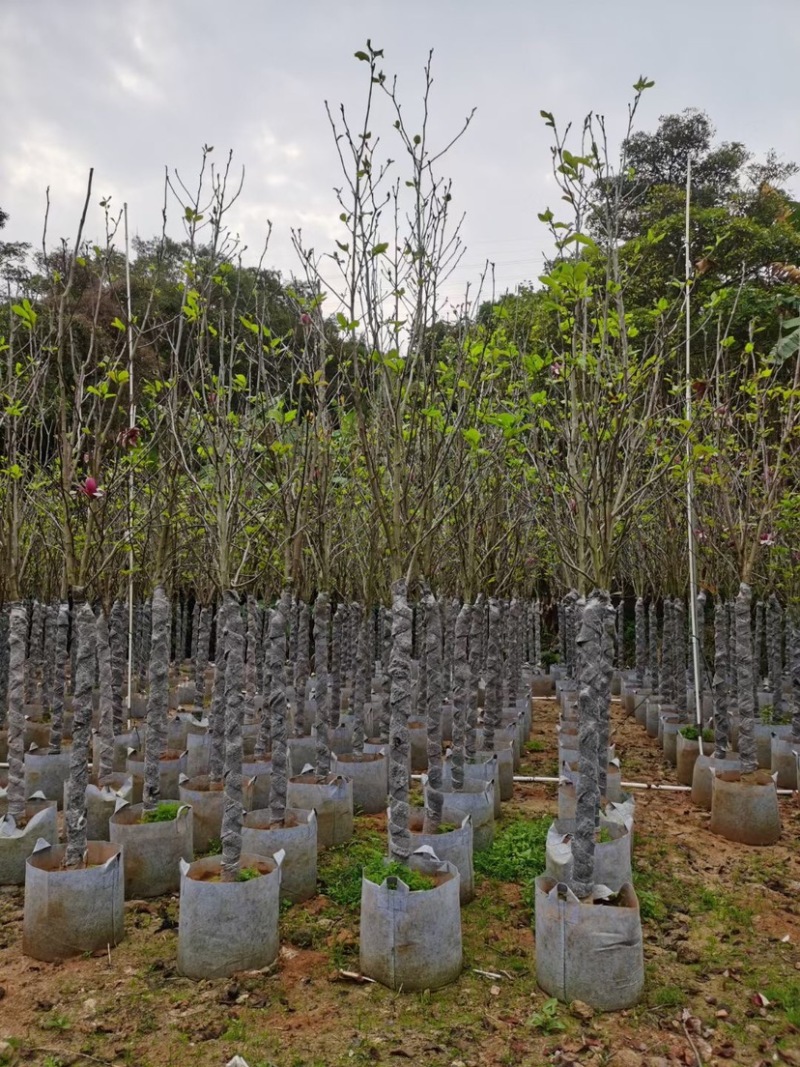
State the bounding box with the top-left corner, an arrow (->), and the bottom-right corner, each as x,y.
123,204 -> 136,729
410,772 -> 797,796
684,159 -> 705,751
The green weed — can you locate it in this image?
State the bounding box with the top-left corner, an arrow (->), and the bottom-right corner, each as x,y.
141,801 -> 181,823
529,997 -> 565,1034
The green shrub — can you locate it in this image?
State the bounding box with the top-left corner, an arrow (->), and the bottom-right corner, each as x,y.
141,801 -> 181,823
363,857 -> 435,891
474,817 -> 550,886
679,725 -> 713,743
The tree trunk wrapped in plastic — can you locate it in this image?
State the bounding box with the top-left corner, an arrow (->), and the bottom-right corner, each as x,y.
294,601 -> 310,736
451,603 -> 471,791
352,603 -> 368,754
423,594 -> 443,834
267,608 -> 288,825
96,610 -> 115,782
314,593 -> 331,775
6,604 -> 27,824
634,596 -> 646,687
195,604 -> 212,698
713,598 -> 730,758
736,583 -> 757,774
64,600 -> 96,866
109,599 -> 127,732
648,601 -> 659,694
49,603 -> 69,755
789,610 -> 799,745
221,591 -> 245,880
388,579 -> 412,864
466,595 -> 483,761
570,592 -> 615,899
143,587 -> 170,813
209,597 -> 232,784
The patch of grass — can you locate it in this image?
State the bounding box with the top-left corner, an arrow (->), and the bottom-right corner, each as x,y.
474,816 -> 550,888
525,739 -> 545,753
141,801 -> 181,823
223,1018 -> 247,1042
764,981 -> 800,1027
317,829 -> 385,908
693,887 -> 753,926
632,867 -> 668,924
652,984 -> 685,1008
363,857 -> 435,891
40,1013 -> 71,1032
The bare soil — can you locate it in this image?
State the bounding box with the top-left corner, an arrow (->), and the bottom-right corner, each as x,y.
1,696 -> 799,1067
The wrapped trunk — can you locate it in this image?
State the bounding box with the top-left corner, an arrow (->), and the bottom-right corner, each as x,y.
558,601 -> 567,669
571,592 -> 615,900
352,603 -> 368,755
195,603 -> 212,698
6,604 -> 27,824
423,594 -> 444,834
314,593 -> 331,775
388,579 -> 412,865
109,599 -> 127,733
26,600 -> 44,704
221,591 -> 245,880
674,598 -> 687,720
790,610 -> 800,746
42,604 -> 56,711
713,598 -> 729,758
96,610 -> 115,781
648,601 -> 659,695
443,597 -> 459,700
767,594 -> 783,718
267,607 -> 288,825
466,595 -> 483,762
616,599 -> 624,669
381,607 -> 391,679
244,595 -> 260,723
64,600 -> 96,866
279,590 -> 292,689
143,587 -> 170,813
754,600 -> 765,692
293,601 -> 310,736
191,601 -> 200,665
49,602 -> 70,754
255,608 -> 274,758
508,598 -> 523,702
534,598 -> 542,669
483,598 -> 502,752
208,599 -> 231,785
138,599 -> 152,693
451,603 -> 471,791
660,599 -> 674,703
330,603 -> 345,727
736,583 -> 757,774
416,599 -> 428,720
634,596 -> 646,687
0,606 -> 9,727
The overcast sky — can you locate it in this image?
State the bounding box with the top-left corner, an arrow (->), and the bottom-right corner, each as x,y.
2,0 -> 798,311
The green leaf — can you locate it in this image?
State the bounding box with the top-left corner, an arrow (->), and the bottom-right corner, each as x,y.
111,316 -> 126,331
371,242 -> 389,257
354,50 -> 369,61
